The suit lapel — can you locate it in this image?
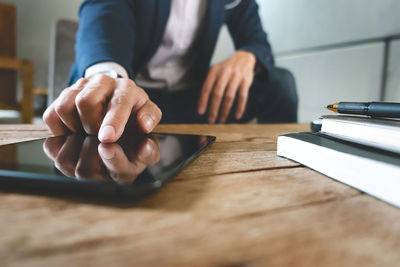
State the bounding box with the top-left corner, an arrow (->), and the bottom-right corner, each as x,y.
153,0 -> 171,48
197,0 -> 226,75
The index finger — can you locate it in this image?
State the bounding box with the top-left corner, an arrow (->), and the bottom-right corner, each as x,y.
235,78 -> 252,119
198,68 -> 218,115
98,79 -> 148,143
98,143 -> 147,184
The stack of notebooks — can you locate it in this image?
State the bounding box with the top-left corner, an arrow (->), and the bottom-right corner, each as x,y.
277,115 -> 400,208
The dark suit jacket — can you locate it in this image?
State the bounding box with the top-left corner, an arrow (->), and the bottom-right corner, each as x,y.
69,0 -> 274,85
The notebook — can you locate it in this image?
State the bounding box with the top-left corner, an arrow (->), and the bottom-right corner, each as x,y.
320,115 -> 400,154
277,132 -> 400,208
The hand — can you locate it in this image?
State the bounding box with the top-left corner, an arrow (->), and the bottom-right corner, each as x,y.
197,50 -> 257,123
43,75 -> 162,143
43,134 -> 160,184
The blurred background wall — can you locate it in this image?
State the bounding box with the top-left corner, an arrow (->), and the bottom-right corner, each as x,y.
3,0 -> 400,122
1,0 -> 80,90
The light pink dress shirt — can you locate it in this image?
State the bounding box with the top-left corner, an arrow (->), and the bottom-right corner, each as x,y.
85,0 -> 207,91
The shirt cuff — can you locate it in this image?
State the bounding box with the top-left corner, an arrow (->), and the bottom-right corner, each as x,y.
84,61 -> 129,79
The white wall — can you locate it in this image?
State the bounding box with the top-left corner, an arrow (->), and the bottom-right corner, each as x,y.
276,43 -> 384,122
258,0 -> 400,53
385,40 -> 400,102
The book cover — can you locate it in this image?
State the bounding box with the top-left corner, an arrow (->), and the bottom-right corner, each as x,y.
321,115 -> 400,153
277,132 -> 400,208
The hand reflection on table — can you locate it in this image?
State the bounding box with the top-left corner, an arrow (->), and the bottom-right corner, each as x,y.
43,134 -> 160,184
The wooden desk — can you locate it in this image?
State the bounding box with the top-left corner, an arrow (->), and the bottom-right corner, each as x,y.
1,124 -> 399,266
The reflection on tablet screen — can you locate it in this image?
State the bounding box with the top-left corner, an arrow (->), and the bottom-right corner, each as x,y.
0,133 -> 215,200
43,134 -> 161,184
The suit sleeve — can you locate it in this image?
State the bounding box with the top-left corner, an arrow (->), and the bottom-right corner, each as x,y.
75,0 -> 136,78
226,0 -> 274,75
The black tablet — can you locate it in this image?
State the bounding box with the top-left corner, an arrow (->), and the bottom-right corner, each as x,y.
0,133 -> 215,203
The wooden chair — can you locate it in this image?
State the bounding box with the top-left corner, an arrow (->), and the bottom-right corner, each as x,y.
0,3 -> 34,123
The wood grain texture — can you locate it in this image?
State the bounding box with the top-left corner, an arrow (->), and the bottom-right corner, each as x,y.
0,124 -> 51,146
155,123 -> 309,142
0,124 -> 399,267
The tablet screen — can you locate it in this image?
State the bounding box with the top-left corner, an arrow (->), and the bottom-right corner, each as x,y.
0,133 -> 215,200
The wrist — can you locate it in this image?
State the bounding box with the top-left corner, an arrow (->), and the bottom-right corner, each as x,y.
84,61 -> 129,80
235,50 -> 257,70
87,70 -> 122,80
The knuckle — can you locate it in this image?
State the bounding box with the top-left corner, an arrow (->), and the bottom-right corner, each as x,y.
75,92 -> 96,110
118,77 -> 136,88
210,66 -> 218,73
239,91 -> 248,99
42,108 -> 53,124
95,74 -> 113,84
110,93 -> 130,106
135,94 -> 149,108
57,87 -> 74,100
232,69 -> 241,77
224,94 -> 235,102
54,99 -> 71,116
43,107 -> 63,127
58,88 -> 69,96
212,91 -> 223,99
85,81 -> 103,90
210,66 -> 221,76
137,87 -> 150,101
223,66 -> 233,75
54,102 -> 65,116
121,79 -> 149,101
70,78 -> 87,91
201,86 -> 211,95
126,78 -> 137,88
244,77 -> 253,85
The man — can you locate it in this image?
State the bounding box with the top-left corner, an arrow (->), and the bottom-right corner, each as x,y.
43,0 -> 298,143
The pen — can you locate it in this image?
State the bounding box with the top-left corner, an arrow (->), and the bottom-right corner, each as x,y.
326,102 -> 400,118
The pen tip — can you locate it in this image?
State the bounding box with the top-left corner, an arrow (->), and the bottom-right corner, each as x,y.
326,102 -> 339,112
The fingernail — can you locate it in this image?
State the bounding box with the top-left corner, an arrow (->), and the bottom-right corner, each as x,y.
98,145 -> 115,160
198,107 -> 205,115
99,125 -> 115,142
208,117 -> 216,124
142,115 -> 155,132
